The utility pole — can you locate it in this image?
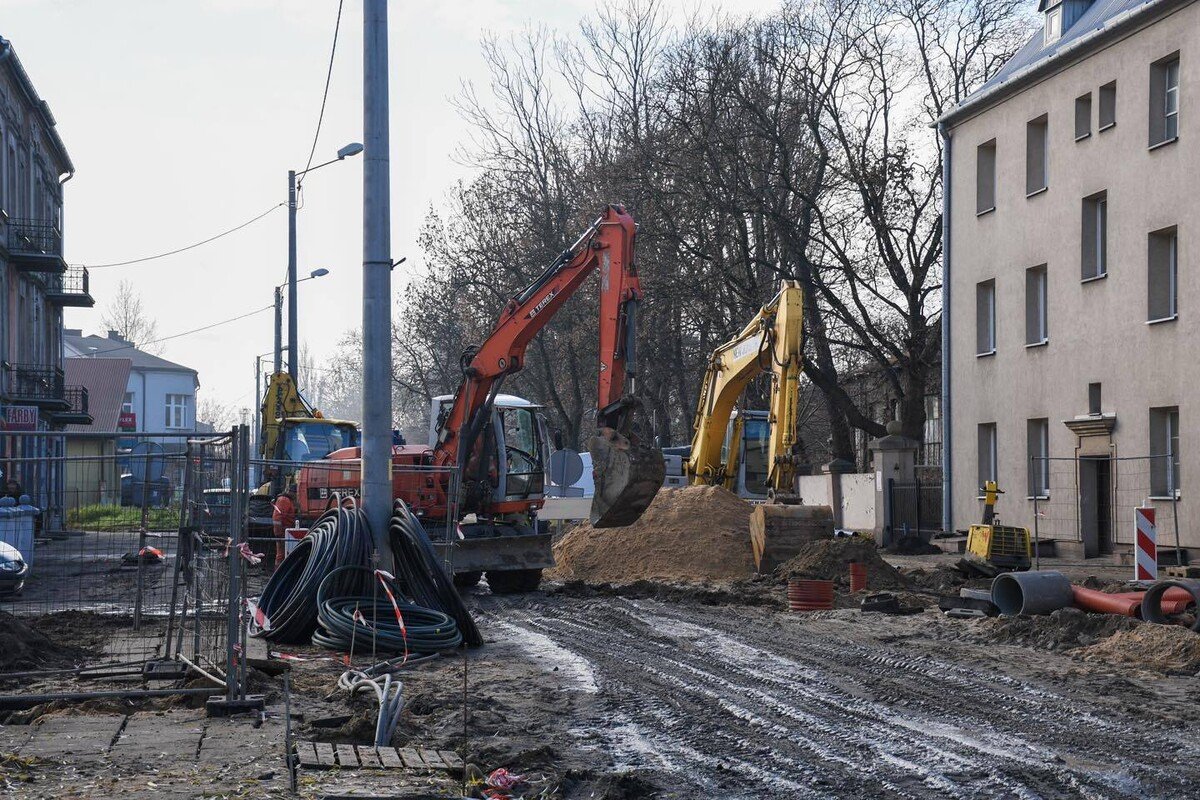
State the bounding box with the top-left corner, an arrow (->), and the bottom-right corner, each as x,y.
287,169 -> 298,378
362,0 -> 393,563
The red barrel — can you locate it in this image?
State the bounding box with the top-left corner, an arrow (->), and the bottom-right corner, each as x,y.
788,578 -> 835,612
849,562 -> 867,594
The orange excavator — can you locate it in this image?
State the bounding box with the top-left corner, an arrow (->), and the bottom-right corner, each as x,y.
294,205 -> 664,592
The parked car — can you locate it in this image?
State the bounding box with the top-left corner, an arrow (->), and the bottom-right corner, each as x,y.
0,540 -> 28,596
120,473 -> 173,508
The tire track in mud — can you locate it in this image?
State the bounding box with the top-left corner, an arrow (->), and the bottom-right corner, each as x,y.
477,596 -> 1200,799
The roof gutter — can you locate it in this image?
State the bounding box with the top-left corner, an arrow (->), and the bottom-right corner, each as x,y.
935,0 -> 1186,128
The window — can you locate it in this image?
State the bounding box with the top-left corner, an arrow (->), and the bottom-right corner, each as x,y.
1026,115 -> 1049,194
1088,382 -> 1102,415
165,394 -> 189,429
976,279 -> 996,355
1099,81 -> 1117,130
1027,418 -> 1049,497
1025,265 -> 1048,345
1149,406 -> 1180,497
1150,55 -> 1180,146
976,139 -> 996,214
1075,93 -> 1092,140
1082,191 -> 1108,280
1148,227 -> 1178,322
1045,7 -> 1062,45
121,392 -> 134,414
978,423 -> 997,494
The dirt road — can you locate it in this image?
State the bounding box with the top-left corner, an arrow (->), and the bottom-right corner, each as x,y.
470,591 -> 1200,799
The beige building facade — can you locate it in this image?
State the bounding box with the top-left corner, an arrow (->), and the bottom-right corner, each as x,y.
941,0 -> 1198,556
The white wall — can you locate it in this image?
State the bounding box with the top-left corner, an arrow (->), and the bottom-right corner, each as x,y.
125,370 -> 196,433
798,473 -> 877,532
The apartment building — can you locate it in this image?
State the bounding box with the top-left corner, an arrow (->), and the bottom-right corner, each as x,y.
940,0 -> 1196,556
0,35 -> 91,525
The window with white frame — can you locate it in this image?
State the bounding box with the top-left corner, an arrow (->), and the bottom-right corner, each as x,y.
976,279 -> 996,355
122,392 -> 134,414
1150,55 -> 1180,146
1148,227 -> 1178,322
165,394 -> 190,429
1027,418 -> 1049,498
978,423 -> 997,494
1082,192 -> 1107,280
1150,406 -> 1180,497
1025,264 -> 1048,345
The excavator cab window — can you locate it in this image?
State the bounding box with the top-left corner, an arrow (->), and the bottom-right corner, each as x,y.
741,415 -> 771,496
284,423 -> 358,463
499,407 -> 544,499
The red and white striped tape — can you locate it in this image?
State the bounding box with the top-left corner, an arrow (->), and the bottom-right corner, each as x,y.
1134,506 -> 1157,581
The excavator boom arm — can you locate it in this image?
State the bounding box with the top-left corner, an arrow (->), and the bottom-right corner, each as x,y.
433,205 -> 643,472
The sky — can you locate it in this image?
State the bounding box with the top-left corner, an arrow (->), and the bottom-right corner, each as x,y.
3,0 -> 777,419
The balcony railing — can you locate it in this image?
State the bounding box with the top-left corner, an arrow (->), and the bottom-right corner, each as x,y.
2,362 -> 66,408
54,384 -> 93,424
6,217 -> 66,273
45,265 -> 94,307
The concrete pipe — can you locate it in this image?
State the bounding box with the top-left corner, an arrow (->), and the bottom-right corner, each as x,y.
1141,579 -> 1200,631
991,571 -> 1073,616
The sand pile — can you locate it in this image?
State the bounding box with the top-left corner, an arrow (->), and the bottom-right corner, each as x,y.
777,538 -> 909,590
0,612 -> 88,672
1077,625 -> 1200,674
960,608 -> 1139,651
548,485 -> 755,584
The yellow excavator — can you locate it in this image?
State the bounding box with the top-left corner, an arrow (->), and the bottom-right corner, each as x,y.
687,280 -> 804,495
257,372 -> 360,496
685,280 -> 832,571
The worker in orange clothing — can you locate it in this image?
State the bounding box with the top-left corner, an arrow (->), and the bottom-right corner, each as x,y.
271,493 -> 296,566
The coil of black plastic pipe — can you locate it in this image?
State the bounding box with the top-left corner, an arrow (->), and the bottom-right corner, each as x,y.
389,500 -> 484,647
251,497 -> 373,644
311,565 -> 463,653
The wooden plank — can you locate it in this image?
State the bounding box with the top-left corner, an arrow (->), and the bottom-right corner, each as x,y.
419,747 -> 446,769
335,743 -> 359,768
438,750 -> 464,771
398,747 -> 426,770
295,741 -> 320,768
376,746 -> 404,769
314,741 -> 337,768
356,746 -> 382,769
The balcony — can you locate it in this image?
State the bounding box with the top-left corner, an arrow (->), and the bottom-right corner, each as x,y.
45,265 -> 94,307
5,217 -> 67,273
1,363 -> 68,410
52,385 -> 93,425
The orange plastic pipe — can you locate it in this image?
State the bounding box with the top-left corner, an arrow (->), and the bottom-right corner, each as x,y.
1071,586 -> 1195,618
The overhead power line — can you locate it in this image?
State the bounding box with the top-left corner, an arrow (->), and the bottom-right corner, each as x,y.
298,0 -> 346,190
79,203 -> 285,269
80,304 -> 274,356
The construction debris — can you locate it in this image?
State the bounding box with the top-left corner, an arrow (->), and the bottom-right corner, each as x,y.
1077,624 -> 1200,674
549,485 -> 755,584
0,612 -> 88,673
777,538 -> 909,590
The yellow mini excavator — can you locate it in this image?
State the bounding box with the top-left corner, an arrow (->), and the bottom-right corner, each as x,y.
685,280 -> 833,571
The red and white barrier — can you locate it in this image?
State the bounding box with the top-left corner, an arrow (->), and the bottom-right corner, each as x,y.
1134,506 -> 1157,581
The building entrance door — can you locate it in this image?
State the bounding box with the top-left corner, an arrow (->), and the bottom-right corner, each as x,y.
1079,455 -> 1113,556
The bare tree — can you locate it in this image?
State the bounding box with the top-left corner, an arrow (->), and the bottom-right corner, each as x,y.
196,392 -> 238,433
100,279 -> 162,354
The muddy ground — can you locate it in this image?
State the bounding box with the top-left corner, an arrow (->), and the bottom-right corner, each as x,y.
3,563 -> 1200,798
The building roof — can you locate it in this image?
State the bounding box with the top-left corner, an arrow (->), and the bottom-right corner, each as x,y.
938,0 -> 1176,126
0,35 -> 73,176
64,330 -> 199,379
63,357 -> 131,433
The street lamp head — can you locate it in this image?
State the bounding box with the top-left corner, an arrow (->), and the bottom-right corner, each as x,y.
337,142 -> 364,159
309,268 -> 330,278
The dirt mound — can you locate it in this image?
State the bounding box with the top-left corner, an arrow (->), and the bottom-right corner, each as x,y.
1077,625 -> 1200,674
548,485 -> 755,584
777,538 -> 909,590
960,607 -> 1139,651
0,612 -> 89,673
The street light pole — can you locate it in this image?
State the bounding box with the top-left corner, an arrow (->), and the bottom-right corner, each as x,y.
287,169 -> 298,378
273,285 -> 283,375
362,0 -> 394,564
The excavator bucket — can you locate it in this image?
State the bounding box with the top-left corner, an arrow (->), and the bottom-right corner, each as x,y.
587,426 -> 665,528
